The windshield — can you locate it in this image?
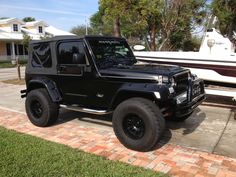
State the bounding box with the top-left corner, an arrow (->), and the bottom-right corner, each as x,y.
87,38 -> 136,69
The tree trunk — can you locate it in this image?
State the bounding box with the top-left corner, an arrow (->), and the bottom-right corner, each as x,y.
150,24 -> 157,51
158,38 -> 168,51
113,17 -> 121,37
144,35 -> 151,51
16,56 -> 21,80
227,23 -> 236,46
158,30 -> 171,51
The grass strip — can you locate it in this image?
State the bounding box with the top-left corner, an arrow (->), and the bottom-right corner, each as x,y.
0,60 -> 27,68
2,79 -> 25,85
0,127 -> 167,177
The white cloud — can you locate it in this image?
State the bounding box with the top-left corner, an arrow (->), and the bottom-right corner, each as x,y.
0,5 -> 88,16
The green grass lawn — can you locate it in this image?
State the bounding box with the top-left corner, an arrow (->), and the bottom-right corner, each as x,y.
0,127 -> 166,177
0,61 -> 15,68
2,78 -> 25,85
0,60 -> 27,68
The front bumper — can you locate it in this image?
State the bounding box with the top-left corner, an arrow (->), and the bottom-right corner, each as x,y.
174,93 -> 205,117
173,78 -> 206,118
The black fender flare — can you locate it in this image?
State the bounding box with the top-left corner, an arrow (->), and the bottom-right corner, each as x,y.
109,89 -> 156,110
27,78 -> 62,102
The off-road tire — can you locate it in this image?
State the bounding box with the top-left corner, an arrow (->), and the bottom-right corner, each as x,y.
112,97 -> 165,152
25,88 -> 59,127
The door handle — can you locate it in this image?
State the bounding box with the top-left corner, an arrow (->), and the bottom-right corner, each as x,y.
58,66 -> 66,72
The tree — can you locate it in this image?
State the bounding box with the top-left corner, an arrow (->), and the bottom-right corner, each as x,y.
17,34 -> 32,80
22,17 -> 36,22
91,0 -> 207,51
99,0 -> 121,37
182,36 -> 201,51
135,0 -> 162,50
90,1 -> 146,38
212,0 -> 236,45
21,34 -> 32,49
90,5 -> 113,36
156,0 -> 206,50
98,0 -> 139,37
0,17 -> 9,19
128,0 -> 206,51
16,34 -> 30,80
71,25 -> 94,36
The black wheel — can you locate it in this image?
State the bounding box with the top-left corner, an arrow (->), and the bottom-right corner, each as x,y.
112,97 -> 165,152
169,111 -> 193,122
25,88 -> 59,127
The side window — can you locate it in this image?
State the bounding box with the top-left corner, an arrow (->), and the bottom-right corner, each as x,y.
58,41 -> 85,64
32,42 -> 52,68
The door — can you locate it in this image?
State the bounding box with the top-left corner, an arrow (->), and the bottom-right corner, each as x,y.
57,40 -> 91,106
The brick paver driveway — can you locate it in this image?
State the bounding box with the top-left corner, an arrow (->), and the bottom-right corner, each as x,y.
0,81 -> 236,176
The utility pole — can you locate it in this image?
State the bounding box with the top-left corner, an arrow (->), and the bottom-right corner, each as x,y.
85,17 -> 88,35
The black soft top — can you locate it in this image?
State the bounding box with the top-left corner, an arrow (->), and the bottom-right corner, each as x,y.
30,35 -> 126,44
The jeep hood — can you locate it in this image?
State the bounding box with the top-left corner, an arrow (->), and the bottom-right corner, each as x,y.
99,63 -> 188,80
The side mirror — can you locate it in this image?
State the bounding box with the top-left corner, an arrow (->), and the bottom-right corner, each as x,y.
73,53 -> 86,64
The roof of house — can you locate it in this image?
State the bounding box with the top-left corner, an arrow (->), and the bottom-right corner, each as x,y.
0,18 -> 74,40
0,29 -> 23,40
45,26 -> 74,36
0,18 -> 25,25
23,20 -> 48,27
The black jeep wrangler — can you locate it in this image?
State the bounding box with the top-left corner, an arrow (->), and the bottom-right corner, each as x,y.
21,36 -> 205,151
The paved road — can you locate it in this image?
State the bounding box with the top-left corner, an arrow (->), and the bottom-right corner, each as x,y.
0,81 -> 235,158
0,67 -> 25,81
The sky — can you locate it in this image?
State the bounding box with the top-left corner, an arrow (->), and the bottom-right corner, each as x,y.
0,0 -> 99,32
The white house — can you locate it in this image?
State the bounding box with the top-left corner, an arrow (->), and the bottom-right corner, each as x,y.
0,18 -> 74,60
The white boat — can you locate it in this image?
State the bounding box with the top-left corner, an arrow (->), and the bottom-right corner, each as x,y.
134,28 -> 236,88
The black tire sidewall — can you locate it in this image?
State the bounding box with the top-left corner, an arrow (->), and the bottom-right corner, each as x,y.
26,89 -> 53,127
112,98 -> 164,151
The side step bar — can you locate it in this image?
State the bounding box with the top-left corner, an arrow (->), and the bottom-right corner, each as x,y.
60,105 -> 113,115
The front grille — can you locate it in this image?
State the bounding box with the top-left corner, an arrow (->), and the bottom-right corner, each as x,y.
192,84 -> 201,98
173,71 -> 189,94
191,80 -> 204,100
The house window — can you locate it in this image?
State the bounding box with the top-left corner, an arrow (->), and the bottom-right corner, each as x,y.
6,43 -> 11,56
13,24 -> 18,32
38,26 -> 43,33
18,45 -> 24,55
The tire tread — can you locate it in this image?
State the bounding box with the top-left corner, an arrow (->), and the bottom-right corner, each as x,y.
112,97 -> 165,151
26,88 -> 59,127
